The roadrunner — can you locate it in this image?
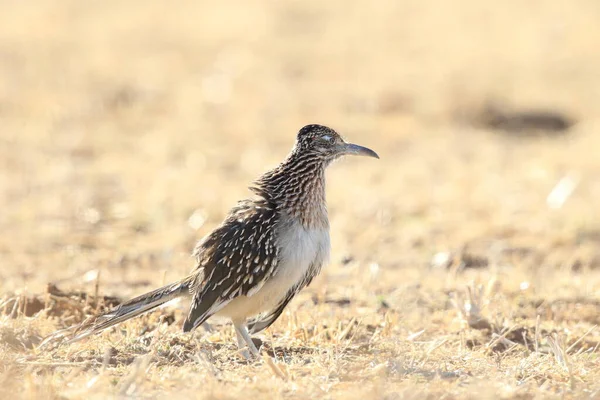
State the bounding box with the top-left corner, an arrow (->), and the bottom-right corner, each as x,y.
54,124 -> 378,358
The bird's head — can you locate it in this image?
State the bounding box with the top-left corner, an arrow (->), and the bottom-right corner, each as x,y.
294,124 -> 379,163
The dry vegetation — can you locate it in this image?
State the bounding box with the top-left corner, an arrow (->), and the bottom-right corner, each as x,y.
1,1 -> 600,398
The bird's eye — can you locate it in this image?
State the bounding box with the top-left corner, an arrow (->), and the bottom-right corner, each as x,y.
322,134 -> 333,142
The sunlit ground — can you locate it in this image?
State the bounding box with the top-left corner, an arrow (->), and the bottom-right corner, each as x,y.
1,1 -> 600,398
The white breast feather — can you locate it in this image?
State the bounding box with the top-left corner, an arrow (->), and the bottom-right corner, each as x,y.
275,221 -> 330,290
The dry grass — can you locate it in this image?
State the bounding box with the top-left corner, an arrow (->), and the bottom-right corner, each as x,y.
1,0 -> 600,398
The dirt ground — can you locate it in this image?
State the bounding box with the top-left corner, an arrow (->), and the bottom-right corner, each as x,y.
1,1 -> 600,398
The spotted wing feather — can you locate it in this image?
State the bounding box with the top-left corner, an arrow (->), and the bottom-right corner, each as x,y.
182,199 -> 280,331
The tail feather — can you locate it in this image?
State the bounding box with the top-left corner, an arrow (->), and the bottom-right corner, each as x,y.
67,278 -> 192,343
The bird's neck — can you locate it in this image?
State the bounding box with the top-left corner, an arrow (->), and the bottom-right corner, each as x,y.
254,151 -> 329,230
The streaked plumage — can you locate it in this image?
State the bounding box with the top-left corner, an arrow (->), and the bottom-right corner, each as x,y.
45,124 -> 378,358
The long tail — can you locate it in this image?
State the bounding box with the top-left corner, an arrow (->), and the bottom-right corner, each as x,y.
46,277 -> 194,345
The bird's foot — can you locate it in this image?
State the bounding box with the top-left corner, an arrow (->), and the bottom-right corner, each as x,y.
238,348 -> 253,361
238,342 -> 261,361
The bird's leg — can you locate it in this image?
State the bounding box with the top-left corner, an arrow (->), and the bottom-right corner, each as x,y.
201,322 -> 214,333
234,326 -> 251,360
233,321 -> 260,359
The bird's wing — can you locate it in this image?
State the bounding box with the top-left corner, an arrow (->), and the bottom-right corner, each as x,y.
247,258 -> 323,334
183,199 -> 280,331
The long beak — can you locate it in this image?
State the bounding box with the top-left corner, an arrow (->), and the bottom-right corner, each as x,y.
340,142 -> 380,159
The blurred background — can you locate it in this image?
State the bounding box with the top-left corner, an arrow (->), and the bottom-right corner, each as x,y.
1,0 -> 600,300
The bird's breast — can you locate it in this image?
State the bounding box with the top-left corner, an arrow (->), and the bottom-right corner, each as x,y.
249,219 -> 330,311
275,220 -> 330,282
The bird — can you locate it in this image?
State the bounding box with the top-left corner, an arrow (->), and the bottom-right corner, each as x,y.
48,124 -> 379,359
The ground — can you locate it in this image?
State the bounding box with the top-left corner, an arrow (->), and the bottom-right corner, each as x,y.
1,1 -> 600,399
